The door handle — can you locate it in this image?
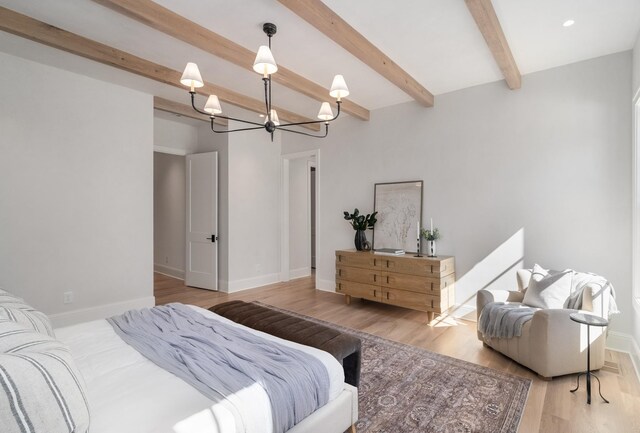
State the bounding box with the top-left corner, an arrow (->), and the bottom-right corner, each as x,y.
206,235 -> 217,243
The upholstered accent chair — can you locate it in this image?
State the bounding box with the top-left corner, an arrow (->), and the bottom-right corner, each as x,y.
476,269 -> 613,379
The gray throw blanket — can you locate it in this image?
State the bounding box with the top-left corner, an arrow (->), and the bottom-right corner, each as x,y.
478,303 -> 538,340
107,303 -> 330,433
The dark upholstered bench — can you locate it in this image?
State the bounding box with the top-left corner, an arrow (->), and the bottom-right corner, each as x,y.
209,300 -> 361,387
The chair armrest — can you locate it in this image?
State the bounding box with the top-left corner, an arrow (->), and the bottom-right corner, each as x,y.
476,289 -> 524,321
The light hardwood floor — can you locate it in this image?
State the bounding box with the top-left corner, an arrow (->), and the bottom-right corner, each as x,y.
155,273 -> 640,433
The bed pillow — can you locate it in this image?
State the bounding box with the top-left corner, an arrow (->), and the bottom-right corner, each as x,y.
0,321 -> 90,433
0,289 -> 55,337
523,268 -> 572,309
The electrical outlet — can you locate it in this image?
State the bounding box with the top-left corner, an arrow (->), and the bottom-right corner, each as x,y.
63,291 -> 74,304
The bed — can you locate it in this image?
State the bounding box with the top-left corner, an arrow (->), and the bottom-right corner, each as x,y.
0,293 -> 358,433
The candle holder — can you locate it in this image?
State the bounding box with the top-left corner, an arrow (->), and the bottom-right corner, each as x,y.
415,238 -> 422,257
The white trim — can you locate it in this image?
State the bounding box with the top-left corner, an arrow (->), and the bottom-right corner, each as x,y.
226,273 -> 280,293
153,264 -> 185,280
606,331 -> 640,380
50,296 -> 156,328
154,145 -> 188,156
316,278 -> 335,292
280,158 -> 290,282
280,149 -> 321,287
289,267 -> 311,280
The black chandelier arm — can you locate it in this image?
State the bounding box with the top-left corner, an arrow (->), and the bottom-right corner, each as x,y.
277,123 -> 329,139
190,92 -> 264,127
278,101 -> 342,128
210,118 -> 265,134
263,77 -> 271,120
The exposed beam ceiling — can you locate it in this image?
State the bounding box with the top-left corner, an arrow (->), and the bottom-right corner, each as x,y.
0,6 -> 320,130
277,0 -> 434,107
93,0 -> 370,121
465,0 -> 521,90
154,96 -> 227,126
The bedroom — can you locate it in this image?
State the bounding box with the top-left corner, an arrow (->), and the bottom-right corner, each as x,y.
1,0 -> 640,432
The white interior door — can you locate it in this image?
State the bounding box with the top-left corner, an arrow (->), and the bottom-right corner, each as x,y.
186,152 -> 218,290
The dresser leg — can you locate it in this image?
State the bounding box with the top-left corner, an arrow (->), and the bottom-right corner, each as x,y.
427,311 -> 434,322
345,295 -> 351,305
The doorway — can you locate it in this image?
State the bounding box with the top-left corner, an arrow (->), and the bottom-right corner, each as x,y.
280,150 -> 320,285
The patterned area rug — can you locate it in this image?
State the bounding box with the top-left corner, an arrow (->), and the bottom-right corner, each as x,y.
254,302 -> 531,433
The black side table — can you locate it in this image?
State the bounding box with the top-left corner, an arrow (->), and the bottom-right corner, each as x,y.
569,312 -> 609,404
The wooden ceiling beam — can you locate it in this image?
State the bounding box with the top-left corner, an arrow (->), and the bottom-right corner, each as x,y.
465,0 -> 521,90
277,0 -> 434,107
92,0 -> 370,121
0,6 -> 319,130
154,96 -> 227,126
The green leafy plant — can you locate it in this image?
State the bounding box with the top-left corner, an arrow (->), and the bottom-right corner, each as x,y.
343,208 -> 378,231
421,228 -> 441,241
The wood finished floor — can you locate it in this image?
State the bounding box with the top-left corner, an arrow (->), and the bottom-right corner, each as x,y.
154,273 -> 640,433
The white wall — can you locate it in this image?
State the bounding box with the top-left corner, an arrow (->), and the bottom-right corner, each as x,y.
0,52 -> 154,326
633,31 -> 640,98
289,157 -> 312,277
226,124 -> 282,291
153,152 -> 186,279
154,116 -> 199,154
286,51 -> 633,334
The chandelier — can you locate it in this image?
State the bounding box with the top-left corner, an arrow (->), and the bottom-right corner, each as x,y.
180,23 -> 349,140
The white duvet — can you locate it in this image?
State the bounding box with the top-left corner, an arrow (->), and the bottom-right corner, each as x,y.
55,305 -> 345,433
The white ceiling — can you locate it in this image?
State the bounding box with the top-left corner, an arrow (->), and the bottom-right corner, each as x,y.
1,0 -> 639,122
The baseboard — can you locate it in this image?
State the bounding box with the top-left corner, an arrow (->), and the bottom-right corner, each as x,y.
289,267 -> 311,280
49,296 -> 156,328
315,278 -> 336,292
154,264 -> 185,280
226,273 -> 280,293
606,331 -> 640,379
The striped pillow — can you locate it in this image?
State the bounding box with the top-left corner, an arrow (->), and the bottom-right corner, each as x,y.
0,321 -> 90,433
0,289 -> 55,337
0,304 -> 55,338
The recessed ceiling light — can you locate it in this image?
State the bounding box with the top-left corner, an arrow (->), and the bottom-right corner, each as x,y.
563,19 -> 575,27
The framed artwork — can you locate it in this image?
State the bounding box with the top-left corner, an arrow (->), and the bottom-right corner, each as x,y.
372,180 -> 423,253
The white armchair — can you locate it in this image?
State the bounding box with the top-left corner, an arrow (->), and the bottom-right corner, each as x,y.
476,269 -> 612,379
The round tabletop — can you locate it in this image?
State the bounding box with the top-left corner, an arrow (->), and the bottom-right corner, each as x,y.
570,312 -> 608,327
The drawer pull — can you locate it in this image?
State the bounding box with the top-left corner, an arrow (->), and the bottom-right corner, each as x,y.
374,259 -> 377,267
338,283 -> 342,291
386,275 -> 389,284
430,299 -> 434,308
373,274 -> 377,282
386,292 -> 390,300
338,269 -> 342,277
374,290 -> 377,298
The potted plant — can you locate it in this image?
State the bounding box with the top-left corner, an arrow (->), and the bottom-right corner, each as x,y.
343,208 -> 378,251
420,227 -> 441,257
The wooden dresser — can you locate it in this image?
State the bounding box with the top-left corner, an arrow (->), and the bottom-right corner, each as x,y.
335,249 -> 455,320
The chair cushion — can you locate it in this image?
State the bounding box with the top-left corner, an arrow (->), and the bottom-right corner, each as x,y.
0,321 -> 90,433
522,266 -> 572,309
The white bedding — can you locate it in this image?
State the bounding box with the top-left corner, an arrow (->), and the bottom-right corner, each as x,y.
55,305 -> 345,433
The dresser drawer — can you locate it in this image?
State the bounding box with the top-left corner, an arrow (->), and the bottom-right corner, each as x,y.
336,279 -> 382,301
381,272 -> 455,294
382,288 -> 447,313
337,265 -> 380,285
379,256 -> 454,277
336,251 -> 382,270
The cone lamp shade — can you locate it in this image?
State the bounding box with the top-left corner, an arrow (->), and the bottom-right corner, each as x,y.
265,109 -> 280,125
329,74 -> 349,99
181,62 -> 204,89
204,95 -> 222,114
317,102 -> 334,120
253,46 -> 278,75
